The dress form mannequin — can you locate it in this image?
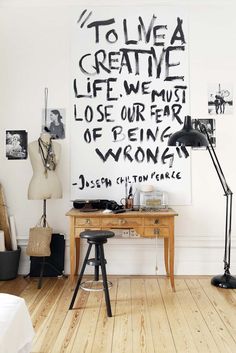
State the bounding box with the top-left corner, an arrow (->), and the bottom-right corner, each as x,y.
28,132 -> 62,200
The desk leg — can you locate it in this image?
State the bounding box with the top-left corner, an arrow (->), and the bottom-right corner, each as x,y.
164,238 -> 169,276
69,217 -> 76,281
75,238 -> 80,275
169,218 -> 175,292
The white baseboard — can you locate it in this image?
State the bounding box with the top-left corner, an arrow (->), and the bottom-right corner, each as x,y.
16,235 -> 236,276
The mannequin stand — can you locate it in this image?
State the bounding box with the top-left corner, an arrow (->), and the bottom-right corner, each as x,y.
24,199 -> 67,289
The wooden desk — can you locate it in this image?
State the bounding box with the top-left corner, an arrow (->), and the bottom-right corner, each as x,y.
66,208 -> 178,291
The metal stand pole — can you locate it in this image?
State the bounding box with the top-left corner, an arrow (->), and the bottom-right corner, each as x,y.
199,122 -> 236,288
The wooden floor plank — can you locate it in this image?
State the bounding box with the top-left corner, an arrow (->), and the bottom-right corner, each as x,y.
175,279 -> 219,353
145,278 -> 176,353
0,280 -> 6,288
186,279 -> 236,353
70,289 -> 103,353
112,278 -> 133,353
33,278 -> 72,353
159,278 -> 198,353
131,278 -> 155,353
28,279 -> 57,316
91,279 -> 118,353
31,278 -> 66,333
20,278 -> 52,310
0,276 -> 28,295
31,280 -> 67,353
199,278 -> 236,343
50,289 -> 90,353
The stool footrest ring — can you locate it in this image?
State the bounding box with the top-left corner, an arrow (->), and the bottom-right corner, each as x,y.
80,280 -> 113,292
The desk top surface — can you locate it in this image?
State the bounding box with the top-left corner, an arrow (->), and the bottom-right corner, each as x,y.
66,208 -> 178,217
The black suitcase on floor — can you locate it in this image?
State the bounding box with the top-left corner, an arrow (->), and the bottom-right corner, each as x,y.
29,233 -> 65,277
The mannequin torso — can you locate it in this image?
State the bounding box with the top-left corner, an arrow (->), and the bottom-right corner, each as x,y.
28,133 -> 62,200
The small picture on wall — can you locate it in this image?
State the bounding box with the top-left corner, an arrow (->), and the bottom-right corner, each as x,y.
6,130 -> 28,160
42,108 -> 65,139
192,119 -> 216,147
208,83 -> 233,115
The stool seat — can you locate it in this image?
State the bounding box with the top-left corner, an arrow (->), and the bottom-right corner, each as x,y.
80,230 -> 115,240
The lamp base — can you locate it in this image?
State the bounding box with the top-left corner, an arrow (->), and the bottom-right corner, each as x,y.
211,273 -> 236,289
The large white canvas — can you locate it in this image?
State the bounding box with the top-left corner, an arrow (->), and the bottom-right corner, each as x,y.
71,6 -> 191,205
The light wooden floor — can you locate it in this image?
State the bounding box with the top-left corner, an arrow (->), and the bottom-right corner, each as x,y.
1,275 -> 236,352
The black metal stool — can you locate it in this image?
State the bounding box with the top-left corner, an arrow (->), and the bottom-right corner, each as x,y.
69,230 -> 115,317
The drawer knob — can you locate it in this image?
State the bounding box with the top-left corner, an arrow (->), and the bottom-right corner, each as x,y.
85,219 -> 91,224
119,219 -> 126,225
154,219 -> 159,225
154,228 -> 160,235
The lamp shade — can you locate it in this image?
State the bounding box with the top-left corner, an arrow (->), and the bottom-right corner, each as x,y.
168,115 -> 208,147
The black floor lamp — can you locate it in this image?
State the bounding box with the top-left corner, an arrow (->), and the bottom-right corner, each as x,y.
168,115 -> 235,289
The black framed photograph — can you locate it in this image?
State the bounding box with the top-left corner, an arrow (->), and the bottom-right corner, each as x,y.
208,83 -> 233,115
42,108 -> 66,139
192,119 -> 216,148
6,130 -> 28,160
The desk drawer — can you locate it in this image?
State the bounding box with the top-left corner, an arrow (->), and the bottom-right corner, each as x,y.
101,217 -> 142,228
144,227 -> 169,238
144,217 -> 169,226
75,217 -> 100,227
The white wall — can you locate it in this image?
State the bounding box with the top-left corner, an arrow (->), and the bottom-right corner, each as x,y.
0,0 -> 236,275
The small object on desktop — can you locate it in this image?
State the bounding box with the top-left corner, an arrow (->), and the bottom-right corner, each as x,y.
139,190 -> 168,210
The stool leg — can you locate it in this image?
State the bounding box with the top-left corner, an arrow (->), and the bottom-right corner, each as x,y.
94,244 -> 99,281
69,243 -> 92,310
99,244 -> 112,317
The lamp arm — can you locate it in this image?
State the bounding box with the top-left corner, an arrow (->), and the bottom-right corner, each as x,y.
196,120 -> 232,195
196,120 -> 233,274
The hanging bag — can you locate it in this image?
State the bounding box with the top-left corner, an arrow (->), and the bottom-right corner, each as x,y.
26,217 -> 52,257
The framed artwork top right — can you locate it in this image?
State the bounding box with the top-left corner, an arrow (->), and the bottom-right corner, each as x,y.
208,83 -> 233,116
